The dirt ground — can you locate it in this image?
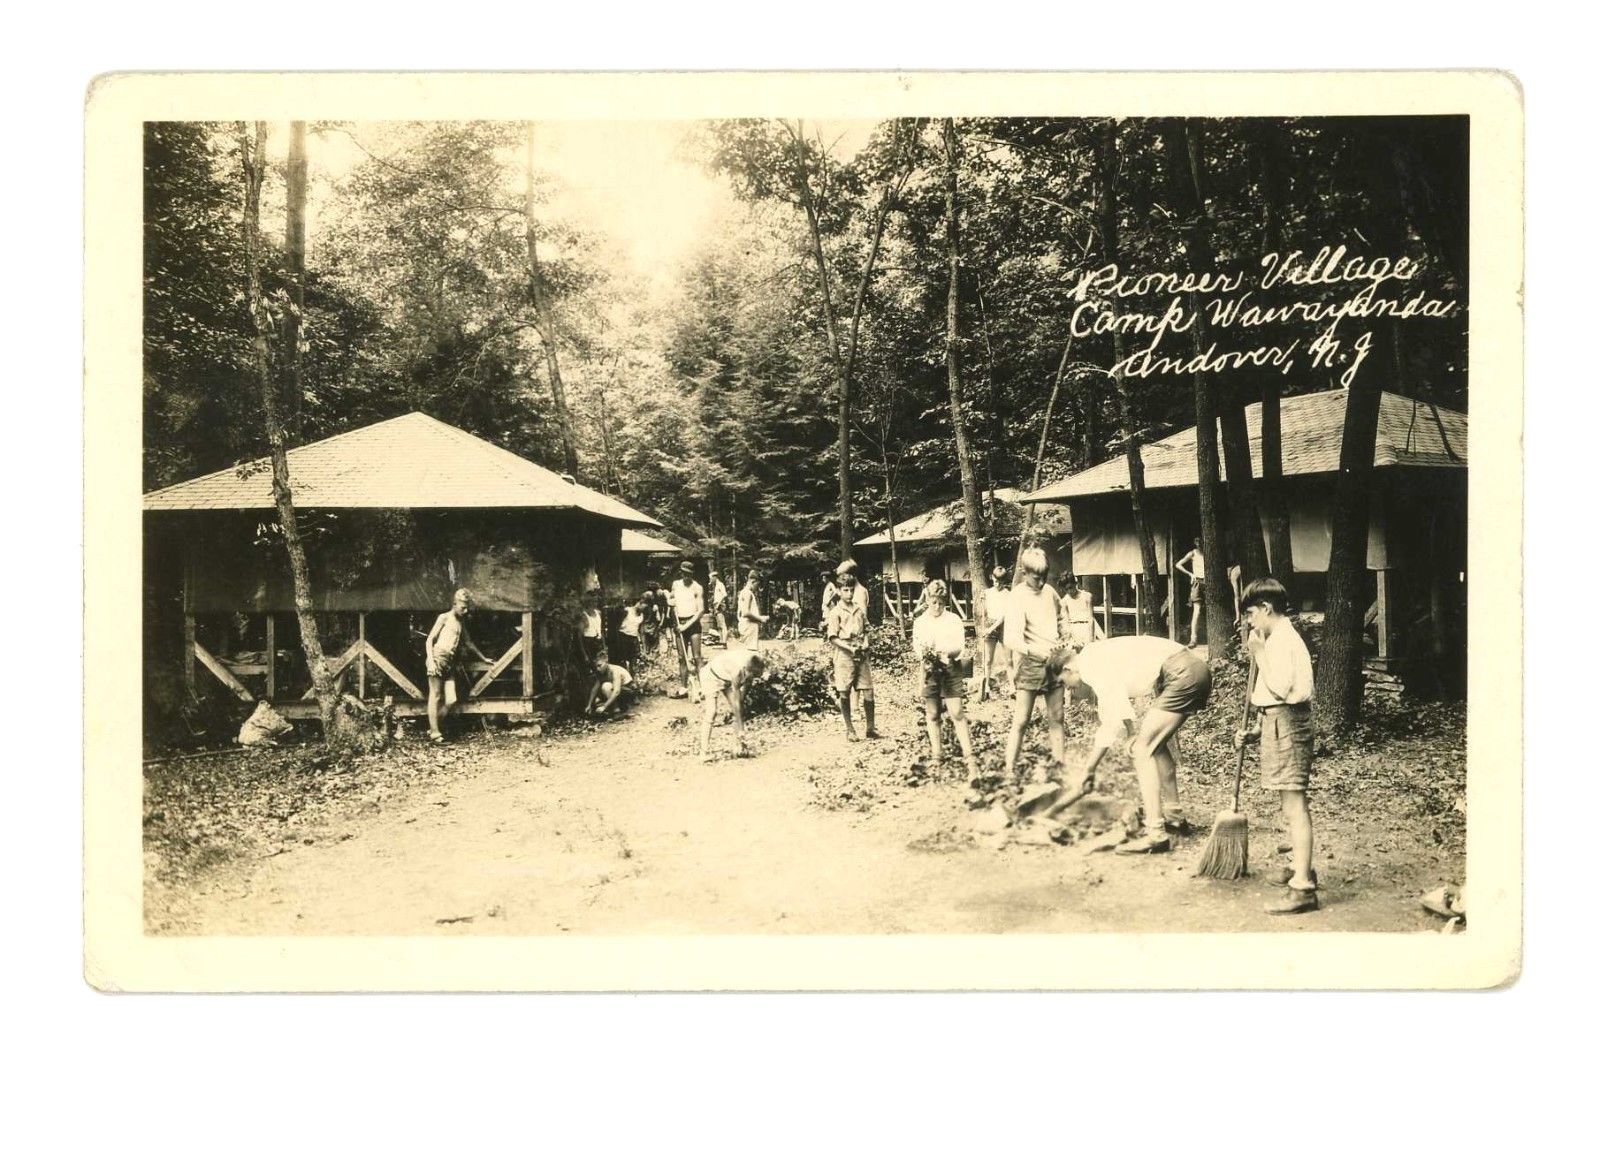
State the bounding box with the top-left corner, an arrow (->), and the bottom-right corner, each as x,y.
144,639 -> 1466,936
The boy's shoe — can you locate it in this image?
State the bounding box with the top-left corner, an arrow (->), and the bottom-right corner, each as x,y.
864,728 -> 882,739
1162,812 -> 1192,834
428,732 -> 445,744
1265,887 -> 1319,915
1115,832 -> 1172,855
1274,867 -> 1319,887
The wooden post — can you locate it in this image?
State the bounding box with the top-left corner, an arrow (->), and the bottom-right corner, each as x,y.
522,612 -> 535,698
184,614 -> 196,692
265,614 -> 276,701
1375,568 -> 1393,665
357,612 -> 367,700
1101,576 -> 1111,637
1134,577 -> 1142,636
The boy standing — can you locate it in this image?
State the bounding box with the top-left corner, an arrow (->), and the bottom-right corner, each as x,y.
737,570 -> 769,649
425,588 -> 490,744
826,562 -> 878,741
617,595 -> 646,675
1235,577 -> 1319,914
912,579 -> 980,781
669,561 -> 706,702
709,571 -> 730,644
698,646 -> 766,761
1002,548 -> 1068,785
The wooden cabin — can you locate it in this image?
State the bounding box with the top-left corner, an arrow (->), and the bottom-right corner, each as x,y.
855,488 -> 1073,621
143,412 -> 663,719
1019,389 -> 1467,673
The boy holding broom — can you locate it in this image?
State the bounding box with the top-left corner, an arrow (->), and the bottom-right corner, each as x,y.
1234,577 -> 1318,914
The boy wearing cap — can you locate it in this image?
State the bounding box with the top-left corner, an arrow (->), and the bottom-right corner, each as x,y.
669,561 -> 705,702
826,561 -> 878,741
1235,577 -> 1319,914
425,588 -> 490,743
1053,634 -> 1212,853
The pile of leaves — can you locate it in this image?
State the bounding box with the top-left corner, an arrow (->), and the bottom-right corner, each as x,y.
741,646 -> 836,718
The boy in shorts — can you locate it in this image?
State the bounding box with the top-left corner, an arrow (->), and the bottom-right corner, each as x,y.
826,562 -> 878,741
586,655 -> 638,718
1002,548 -> 1069,785
1234,577 -> 1318,914
698,646 -> 766,761
912,579 -> 979,780
425,588 -> 491,743
1054,634 -> 1213,853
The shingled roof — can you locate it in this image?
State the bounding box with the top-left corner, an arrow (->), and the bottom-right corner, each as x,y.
143,412 -> 662,527
621,529 -> 680,554
1021,389 -> 1467,503
858,487 -> 1073,547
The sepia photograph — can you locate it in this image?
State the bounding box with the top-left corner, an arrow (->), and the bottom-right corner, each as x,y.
84,72 -> 1522,989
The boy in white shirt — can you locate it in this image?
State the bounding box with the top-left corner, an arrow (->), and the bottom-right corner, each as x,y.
698,646 -> 766,761
1234,577 -> 1319,914
1055,633 -> 1213,853
912,579 -> 979,781
669,561 -> 706,702
1002,548 -> 1069,784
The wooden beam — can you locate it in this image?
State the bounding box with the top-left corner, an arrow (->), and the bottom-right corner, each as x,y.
470,637 -> 524,698
272,696 -> 544,721
265,614 -> 276,700
301,640 -> 362,699
193,640 -> 254,702
1375,568 -> 1393,664
1167,576 -> 1177,641
521,612 -> 535,697
1134,577 -> 1142,636
357,613 -> 367,700
1101,577 -> 1111,637
184,614 -> 196,692
361,640 -> 424,700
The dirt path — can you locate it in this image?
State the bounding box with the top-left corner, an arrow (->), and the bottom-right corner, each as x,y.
149,670 -> 1457,937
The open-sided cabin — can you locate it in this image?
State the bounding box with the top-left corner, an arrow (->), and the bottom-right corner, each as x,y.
1019,389 -> 1467,674
143,412 -> 662,719
855,488 -> 1073,620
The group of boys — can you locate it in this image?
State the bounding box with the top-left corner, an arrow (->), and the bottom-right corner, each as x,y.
426,547 -> 1320,916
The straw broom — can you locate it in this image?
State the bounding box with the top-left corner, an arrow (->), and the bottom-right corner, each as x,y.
1196,655 -> 1257,880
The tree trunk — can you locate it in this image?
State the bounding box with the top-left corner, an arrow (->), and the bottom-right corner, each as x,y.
791,120 -> 911,561
284,121 -> 307,440
1013,340 -> 1070,577
1318,127 -> 1409,730
1160,120 -> 1238,651
883,463 -> 908,641
1252,123 -> 1295,581
525,124 -> 580,479
241,121 -> 341,738
1096,120 -> 1162,635
943,120 -> 989,632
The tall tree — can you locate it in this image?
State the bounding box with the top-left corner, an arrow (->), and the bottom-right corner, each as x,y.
942,120 -> 989,628
709,120 -> 916,558
1096,119 -> 1163,635
525,124 -> 580,478
1250,121 -> 1295,582
240,121 -> 341,738
1159,119 -> 1239,651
